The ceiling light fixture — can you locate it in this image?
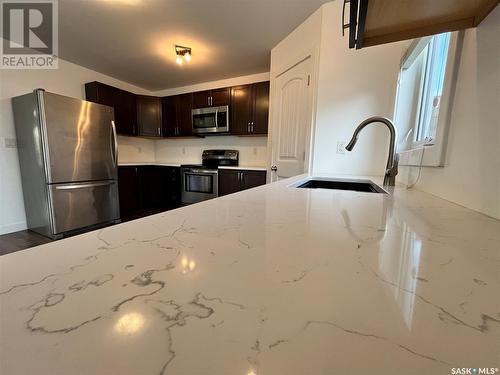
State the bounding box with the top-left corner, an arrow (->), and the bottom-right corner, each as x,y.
175,45 -> 192,65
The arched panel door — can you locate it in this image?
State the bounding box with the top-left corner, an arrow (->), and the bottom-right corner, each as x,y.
271,57 -> 313,181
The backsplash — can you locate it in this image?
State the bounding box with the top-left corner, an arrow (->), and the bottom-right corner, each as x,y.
117,135 -> 268,166
155,136 -> 268,166
117,136 -> 156,163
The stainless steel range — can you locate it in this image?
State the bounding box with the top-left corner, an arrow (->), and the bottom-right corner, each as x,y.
181,150 -> 238,205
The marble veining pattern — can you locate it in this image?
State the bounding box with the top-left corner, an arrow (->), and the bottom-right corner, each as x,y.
0,174 -> 499,375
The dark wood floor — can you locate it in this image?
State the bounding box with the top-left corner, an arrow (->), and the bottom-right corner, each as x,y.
0,230 -> 53,256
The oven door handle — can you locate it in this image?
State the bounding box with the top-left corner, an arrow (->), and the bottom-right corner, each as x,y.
184,169 -> 218,175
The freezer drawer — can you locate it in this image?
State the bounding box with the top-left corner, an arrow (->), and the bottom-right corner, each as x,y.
48,180 -> 120,234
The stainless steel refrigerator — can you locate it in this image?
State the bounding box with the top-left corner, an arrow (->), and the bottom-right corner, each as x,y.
12,89 -> 120,239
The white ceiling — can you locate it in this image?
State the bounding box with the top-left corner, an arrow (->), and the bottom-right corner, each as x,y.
58,0 -> 331,91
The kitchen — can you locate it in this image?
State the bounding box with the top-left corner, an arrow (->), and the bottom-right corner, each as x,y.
0,1 -> 499,374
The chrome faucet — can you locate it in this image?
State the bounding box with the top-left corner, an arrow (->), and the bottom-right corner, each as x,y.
345,116 -> 399,186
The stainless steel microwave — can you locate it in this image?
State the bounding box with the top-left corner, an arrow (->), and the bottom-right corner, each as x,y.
192,105 -> 229,134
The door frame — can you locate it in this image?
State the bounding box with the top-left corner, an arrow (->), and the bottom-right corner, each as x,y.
266,45 -> 320,182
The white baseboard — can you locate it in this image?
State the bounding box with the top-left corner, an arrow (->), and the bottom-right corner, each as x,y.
0,221 -> 27,235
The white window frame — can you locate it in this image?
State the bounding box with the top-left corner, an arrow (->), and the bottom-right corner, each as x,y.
395,31 -> 462,167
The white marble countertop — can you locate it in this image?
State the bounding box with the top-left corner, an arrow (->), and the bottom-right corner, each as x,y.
1,174 -> 499,375
118,162 -> 182,167
218,165 -> 267,171
118,162 -> 267,171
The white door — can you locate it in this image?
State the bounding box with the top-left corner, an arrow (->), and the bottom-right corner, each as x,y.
270,57 -> 313,181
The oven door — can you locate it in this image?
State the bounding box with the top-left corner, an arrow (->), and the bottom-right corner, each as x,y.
181,168 -> 218,205
192,106 -> 229,134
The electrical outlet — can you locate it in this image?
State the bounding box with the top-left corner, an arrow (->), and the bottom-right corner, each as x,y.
4,137 -> 17,148
253,147 -> 257,156
182,147 -> 186,155
336,140 -> 346,155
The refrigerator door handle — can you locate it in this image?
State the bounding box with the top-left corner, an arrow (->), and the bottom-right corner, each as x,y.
111,120 -> 118,167
55,181 -> 116,190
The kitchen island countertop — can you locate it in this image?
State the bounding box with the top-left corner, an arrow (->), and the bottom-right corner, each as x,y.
1,174 -> 499,375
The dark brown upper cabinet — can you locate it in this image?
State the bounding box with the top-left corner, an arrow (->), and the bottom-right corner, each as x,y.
230,85 -> 253,135
85,81 -> 268,138
192,87 -> 230,108
252,82 -> 270,135
136,95 -> 162,137
162,93 -> 193,137
85,81 -> 137,136
230,81 -> 270,135
162,96 -> 177,137
344,0 -> 498,49
177,93 -> 193,136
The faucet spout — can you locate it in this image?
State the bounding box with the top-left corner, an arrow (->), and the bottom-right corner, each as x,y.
345,137 -> 357,151
345,116 -> 399,186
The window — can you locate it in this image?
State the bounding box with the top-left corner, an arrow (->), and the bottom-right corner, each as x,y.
394,32 -> 460,167
415,33 -> 450,143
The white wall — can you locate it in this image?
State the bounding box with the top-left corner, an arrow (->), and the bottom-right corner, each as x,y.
398,6 -> 500,219
153,72 -> 270,167
311,1 -> 404,175
0,54 -> 155,234
269,7 -> 322,76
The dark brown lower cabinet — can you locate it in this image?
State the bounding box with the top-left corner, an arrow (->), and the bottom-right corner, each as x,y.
118,166 -> 181,221
117,166 -> 141,219
218,169 -> 267,196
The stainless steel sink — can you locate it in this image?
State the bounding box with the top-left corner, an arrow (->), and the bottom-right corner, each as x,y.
291,178 -> 387,194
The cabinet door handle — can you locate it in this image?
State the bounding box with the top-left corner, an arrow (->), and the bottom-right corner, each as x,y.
157,127 -> 161,135
251,122 -> 254,133
247,123 -> 250,133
